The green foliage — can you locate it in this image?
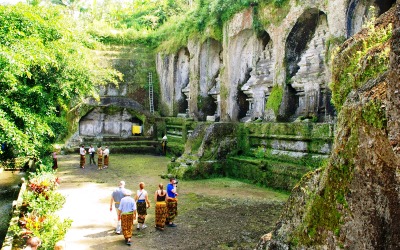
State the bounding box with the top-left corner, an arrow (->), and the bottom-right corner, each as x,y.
0,4 -> 121,159
362,100 -> 387,129
13,171 -> 72,250
293,107 -> 360,246
330,14 -> 392,112
266,85 -> 283,116
235,124 -> 250,156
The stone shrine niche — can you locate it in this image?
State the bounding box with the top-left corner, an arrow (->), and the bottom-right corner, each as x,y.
285,9 -> 330,121
241,31 -> 274,121
227,29 -> 262,121
346,0 -> 396,38
198,38 -> 222,121
290,13 -> 329,119
79,107 -> 141,137
175,48 -> 190,115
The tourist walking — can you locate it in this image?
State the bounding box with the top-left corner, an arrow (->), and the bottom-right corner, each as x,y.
97,146 -> 103,170
110,180 -> 126,234
166,178 -> 178,227
154,183 -> 168,231
79,145 -> 86,169
119,190 -> 136,246
103,146 -> 110,168
135,182 -> 151,230
88,145 -> 96,166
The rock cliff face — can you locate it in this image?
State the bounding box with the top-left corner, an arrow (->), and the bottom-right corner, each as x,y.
256,3 -> 400,249
156,0 -> 396,123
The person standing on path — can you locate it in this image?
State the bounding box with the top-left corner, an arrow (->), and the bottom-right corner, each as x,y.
161,134 -> 167,155
119,189 -> 136,246
165,178 -> 178,227
154,183 -> 168,231
103,146 -> 110,168
97,146 -> 103,170
110,180 -> 126,234
52,150 -> 58,170
79,145 -> 86,169
135,182 -> 151,230
88,145 -> 96,166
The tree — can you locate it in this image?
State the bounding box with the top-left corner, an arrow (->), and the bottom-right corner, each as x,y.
0,3 -> 121,159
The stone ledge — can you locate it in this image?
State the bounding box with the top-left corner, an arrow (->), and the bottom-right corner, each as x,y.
1,180 -> 26,250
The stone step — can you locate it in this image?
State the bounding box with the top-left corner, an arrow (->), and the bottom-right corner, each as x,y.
101,140 -> 160,147
83,136 -> 154,142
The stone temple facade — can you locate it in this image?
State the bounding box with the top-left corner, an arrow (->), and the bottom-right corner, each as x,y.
156,0 -> 395,123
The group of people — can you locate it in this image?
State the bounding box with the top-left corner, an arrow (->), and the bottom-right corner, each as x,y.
79,145 -> 110,170
110,178 -> 179,246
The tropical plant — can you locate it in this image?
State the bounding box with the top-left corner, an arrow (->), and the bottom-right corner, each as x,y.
0,3 -> 122,159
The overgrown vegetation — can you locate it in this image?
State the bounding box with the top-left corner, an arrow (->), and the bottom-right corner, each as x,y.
265,85 -> 283,116
291,106 -> 360,247
330,12 -> 392,112
10,169 -> 72,250
0,4 -> 121,160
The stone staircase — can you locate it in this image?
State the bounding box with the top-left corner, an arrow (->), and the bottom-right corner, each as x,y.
82,136 -> 161,155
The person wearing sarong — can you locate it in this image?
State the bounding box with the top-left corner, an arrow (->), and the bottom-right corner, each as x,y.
166,178 -> 178,227
134,182 -> 150,230
110,180 -> 126,234
97,146 -> 103,170
103,146 -> 110,168
119,189 -> 136,246
154,183 -> 168,231
79,145 -> 86,169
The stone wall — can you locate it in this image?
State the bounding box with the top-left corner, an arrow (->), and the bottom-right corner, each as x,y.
256,4 -> 399,249
156,0 -> 396,123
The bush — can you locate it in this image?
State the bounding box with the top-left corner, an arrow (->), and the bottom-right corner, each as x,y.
12,171 -> 72,250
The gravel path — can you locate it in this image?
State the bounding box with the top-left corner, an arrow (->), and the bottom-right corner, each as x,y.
55,154 -> 288,250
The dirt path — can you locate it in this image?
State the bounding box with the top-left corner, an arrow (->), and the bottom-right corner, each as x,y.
56,154 -> 288,250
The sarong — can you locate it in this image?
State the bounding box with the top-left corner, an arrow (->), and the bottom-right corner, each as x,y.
155,201 -> 168,229
98,155 -> 103,169
80,155 -> 85,167
136,201 -> 147,224
165,198 -> 178,223
104,155 -> 109,166
121,212 -> 134,239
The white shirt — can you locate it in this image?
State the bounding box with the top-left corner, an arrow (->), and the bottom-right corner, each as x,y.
136,189 -> 148,201
79,147 -> 86,155
103,148 -> 109,156
88,147 -> 95,154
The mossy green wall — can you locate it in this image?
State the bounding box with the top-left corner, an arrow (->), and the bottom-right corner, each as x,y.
164,118 -> 334,191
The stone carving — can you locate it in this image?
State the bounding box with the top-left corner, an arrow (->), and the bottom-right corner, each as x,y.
290,16 -> 329,118
241,42 -> 275,120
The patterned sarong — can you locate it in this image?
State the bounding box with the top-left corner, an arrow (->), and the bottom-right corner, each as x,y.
165,198 -> 178,224
136,201 -> 147,224
104,155 -> 109,166
97,155 -> 103,169
121,212 -> 134,239
80,155 -> 85,167
155,201 -> 168,229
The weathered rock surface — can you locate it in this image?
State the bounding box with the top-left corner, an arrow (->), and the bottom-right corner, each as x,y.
256,4 -> 400,249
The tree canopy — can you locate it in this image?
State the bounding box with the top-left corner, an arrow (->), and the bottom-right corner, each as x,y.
0,3 -> 121,159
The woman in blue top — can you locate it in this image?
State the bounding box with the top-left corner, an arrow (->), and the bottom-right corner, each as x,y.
166,178 -> 178,227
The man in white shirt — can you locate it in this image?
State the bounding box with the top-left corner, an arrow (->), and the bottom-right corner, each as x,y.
88,145 -> 96,165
